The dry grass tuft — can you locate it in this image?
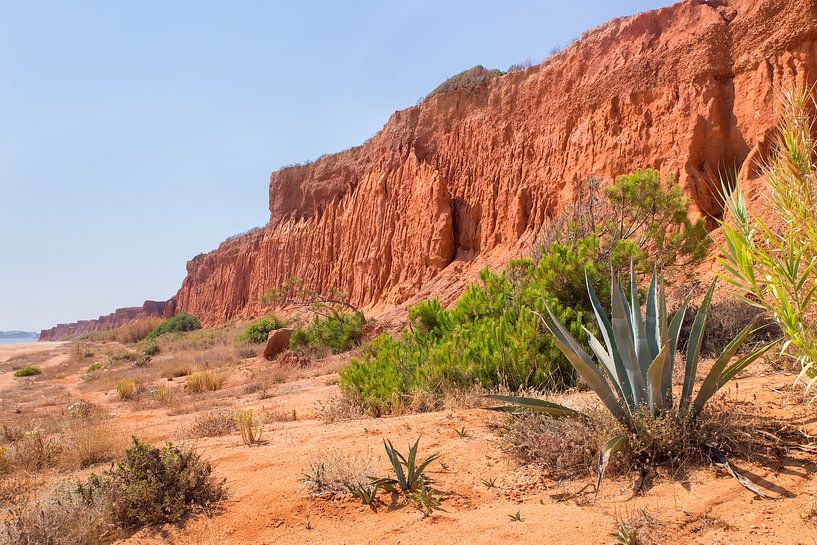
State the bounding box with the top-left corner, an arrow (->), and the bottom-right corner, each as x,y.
189,410 -> 236,438
315,394 -> 364,424
115,379 -> 138,400
2,483 -> 116,545
261,405 -> 297,423
185,371 -> 225,393
84,316 -> 163,344
299,449 -> 377,497
59,421 -> 125,470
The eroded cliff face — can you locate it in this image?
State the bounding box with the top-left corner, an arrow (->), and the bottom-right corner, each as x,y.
175,0 -> 817,326
42,0 -> 817,338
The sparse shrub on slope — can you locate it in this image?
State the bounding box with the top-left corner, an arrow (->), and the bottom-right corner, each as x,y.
146,313 -> 201,340
426,65 -> 504,100
237,315 -> 286,344
290,311 -> 366,355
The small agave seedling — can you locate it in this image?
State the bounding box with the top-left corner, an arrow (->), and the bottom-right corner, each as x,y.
347,482 -> 379,506
489,266 -> 773,495
372,437 -> 440,494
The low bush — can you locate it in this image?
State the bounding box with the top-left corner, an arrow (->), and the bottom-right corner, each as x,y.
235,341 -> 260,359
13,366 -> 41,377
79,438 -> 225,528
2,483 -> 114,545
143,343 -> 160,357
340,264 -> 584,416
146,313 -> 202,340
237,315 -> 285,344
85,361 -> 104,373
290,311 -> 366,355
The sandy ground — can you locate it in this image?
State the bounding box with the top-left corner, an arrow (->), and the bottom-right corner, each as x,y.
1,341 -> 816,545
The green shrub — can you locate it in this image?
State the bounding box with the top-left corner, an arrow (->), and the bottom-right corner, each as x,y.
77,438 -> 225,528
143,343 -> 160,357
237,315 -> 285,344
290,311 -> 366,354
13,366 -> 41,377
340,262 -> 587,415
146,313 -> 201,340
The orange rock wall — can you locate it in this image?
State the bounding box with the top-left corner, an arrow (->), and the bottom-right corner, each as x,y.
177,0 -> 817,326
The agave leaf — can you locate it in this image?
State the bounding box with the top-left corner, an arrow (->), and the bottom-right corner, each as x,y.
706,444 -> 771,499
720,342 -> 776,383
679,279 -> 717,414
660,297 -> 690,406
595,434 -> 628,499
384,440 -> 407,490
486,395 -> 586,419
611,278 -> 645,406
541,307 -> 631,424
630,263 -> 652,378
414,452 -> 441,481
584,327 -> 620,386
406,438 -> 419,485
645,269 -> 661,360
587,275 -> 634,408
646,344 -> 670,413
692,328 -> 771,415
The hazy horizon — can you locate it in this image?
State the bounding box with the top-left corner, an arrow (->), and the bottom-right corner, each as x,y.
1,0 -> 669,331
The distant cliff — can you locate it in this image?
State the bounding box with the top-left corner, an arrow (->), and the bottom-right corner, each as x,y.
38,299 -> 175,341
0,331 -> 39,341
41,0 -> 817,337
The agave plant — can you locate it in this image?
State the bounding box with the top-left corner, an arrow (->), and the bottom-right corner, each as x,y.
372,437 -> 440,494
489,266 -> 773,494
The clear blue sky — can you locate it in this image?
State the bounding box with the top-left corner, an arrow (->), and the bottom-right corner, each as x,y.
0,0 -> 668,332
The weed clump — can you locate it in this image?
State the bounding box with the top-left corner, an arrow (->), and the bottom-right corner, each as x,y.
13,366 -> 41,377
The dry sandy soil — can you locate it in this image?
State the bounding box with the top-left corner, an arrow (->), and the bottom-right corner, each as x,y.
0,338 -> 815,545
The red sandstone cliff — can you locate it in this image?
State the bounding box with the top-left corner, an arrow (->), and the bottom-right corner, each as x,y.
175,0 -> 817,326
42,0 -> 817,338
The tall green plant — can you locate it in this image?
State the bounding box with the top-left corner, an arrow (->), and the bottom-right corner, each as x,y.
719,87 -> 817,392
489,266 -> 773,494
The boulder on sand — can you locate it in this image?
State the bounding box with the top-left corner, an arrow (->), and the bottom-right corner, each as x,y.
263,328 -> 293,360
